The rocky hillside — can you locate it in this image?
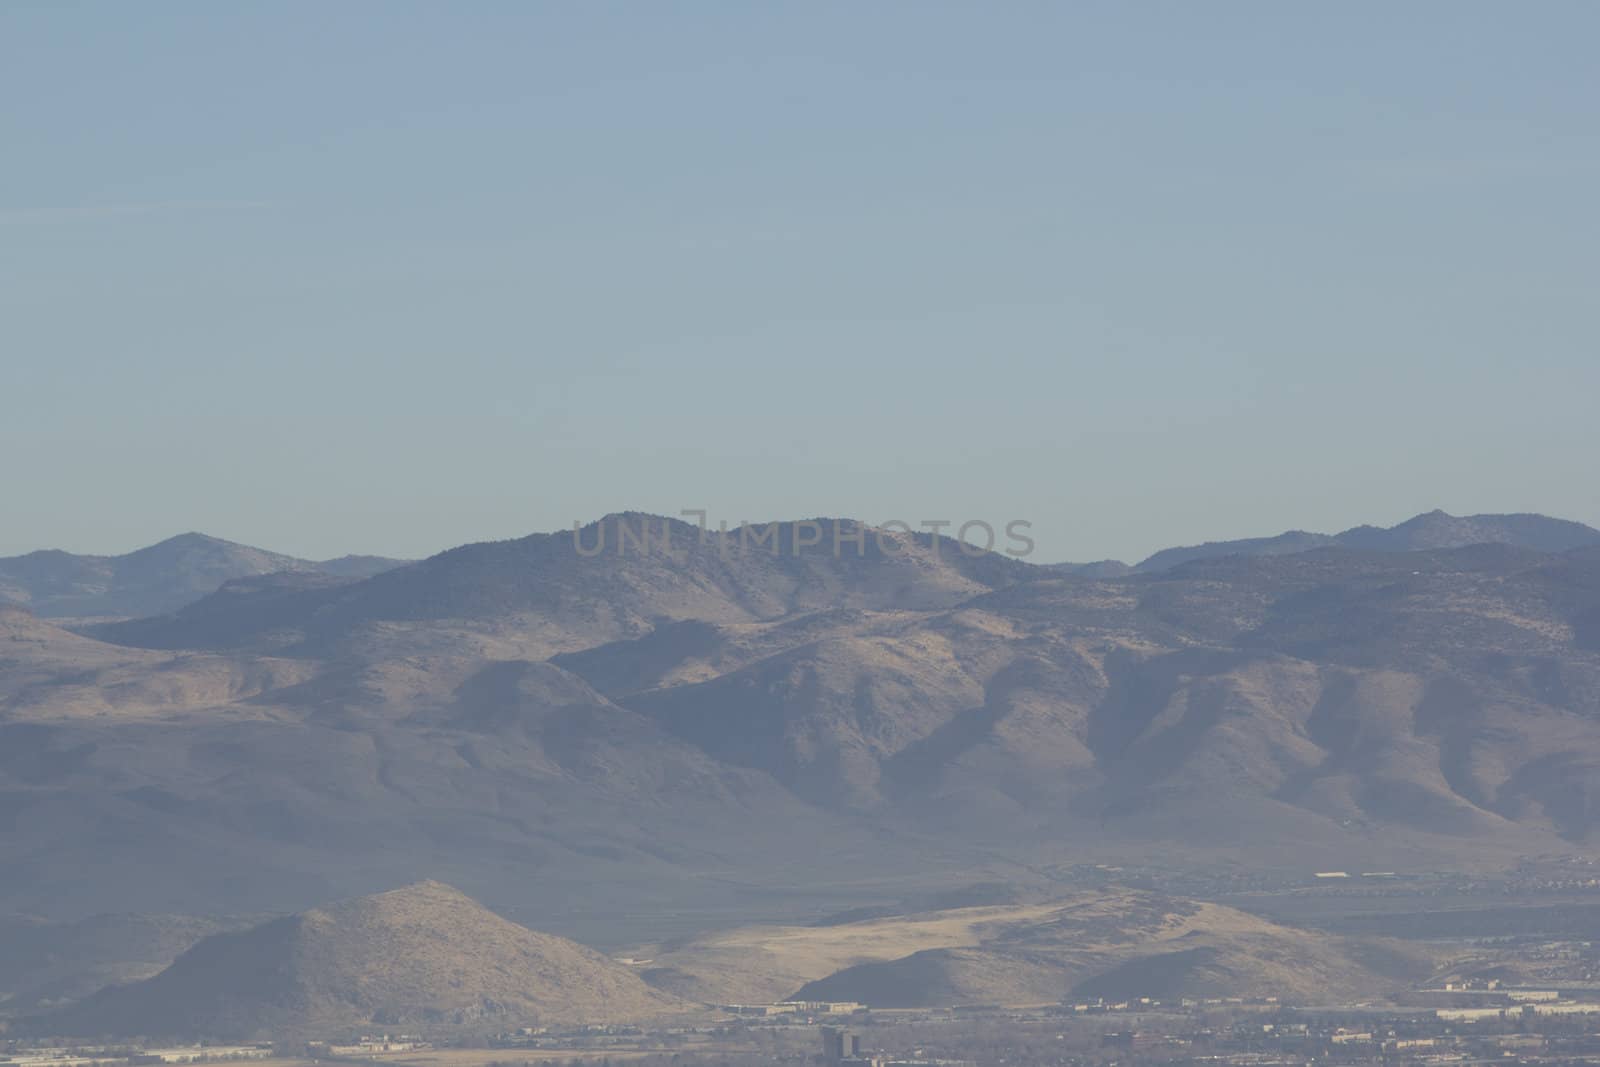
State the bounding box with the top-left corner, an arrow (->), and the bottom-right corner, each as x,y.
26,883 -> 687,1039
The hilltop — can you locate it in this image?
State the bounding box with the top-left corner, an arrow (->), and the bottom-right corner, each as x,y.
26,882 -> 688,1039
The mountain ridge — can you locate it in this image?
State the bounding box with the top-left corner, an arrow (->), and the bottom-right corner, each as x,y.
0,532 -> 409,619
1134,509 -> 1600,572
8,510 -> 1592,620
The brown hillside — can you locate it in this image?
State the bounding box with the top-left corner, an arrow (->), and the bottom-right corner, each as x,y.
29,882 -> 688,1039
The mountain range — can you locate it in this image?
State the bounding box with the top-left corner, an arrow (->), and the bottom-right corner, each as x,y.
4,510 -> 1600,944
7,511 -> 1596,621
0,533 -> 406,619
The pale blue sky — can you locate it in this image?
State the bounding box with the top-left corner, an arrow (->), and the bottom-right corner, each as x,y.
4,2 -> 1597,563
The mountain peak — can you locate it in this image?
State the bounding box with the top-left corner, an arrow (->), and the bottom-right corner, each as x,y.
152,531 -> 232,547
126,532 -> 258,559
353,879 -> 475,907
0,535 -> 409,620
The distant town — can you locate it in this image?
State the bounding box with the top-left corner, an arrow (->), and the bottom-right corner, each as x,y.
16,984 -> 1600,1067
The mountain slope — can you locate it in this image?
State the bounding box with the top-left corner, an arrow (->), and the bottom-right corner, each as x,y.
0,911 -> 245,1018
0,533 -> 407,619
593,542 -> 1600,853
28,882 -> 688,1038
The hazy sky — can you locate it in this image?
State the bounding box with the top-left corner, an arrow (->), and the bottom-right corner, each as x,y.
4,2 -> 1597,564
